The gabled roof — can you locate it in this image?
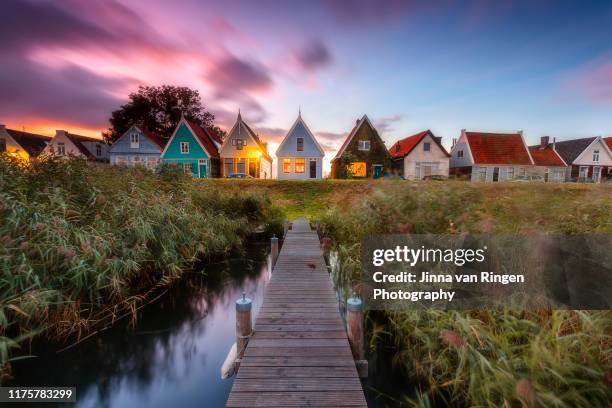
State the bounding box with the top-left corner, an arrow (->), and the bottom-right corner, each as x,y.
140,128 -> 166,150
603,137 -> 612,151
390,130 -> 450,159
551,137 -> 597,165
333,114 -> 382,160
223,112 -> 272,162
62,131 -> 105,159
186,120 -> 219,158
275,113 -> 325,157
528,145 -> 567,166
5,128 -> 52,156
464,131 -> 533,165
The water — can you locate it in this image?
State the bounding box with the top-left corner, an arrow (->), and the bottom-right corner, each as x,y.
7,243 -> 272,408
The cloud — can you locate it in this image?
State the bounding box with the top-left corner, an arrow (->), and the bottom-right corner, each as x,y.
568,61 -> 612,103
322,0 -> 414,25
294,39 -> 333,71
209,55 -> 273,93
316,131 -> 349,152
374,114 -> 403,133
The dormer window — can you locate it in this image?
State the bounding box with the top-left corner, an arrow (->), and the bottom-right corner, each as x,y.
423,142 -> 431,152
180,142 -> 189,154
593,149 -> 599,162
358,140 -> 370,151
130,132 -> 139,148
297,137 -> 304,151
457,150 -> 464,158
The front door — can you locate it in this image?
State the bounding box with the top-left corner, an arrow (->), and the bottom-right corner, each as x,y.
423,165 -> 432,179
199,160 -> 207,178
309,159 -> 317,178
593,166 -> 601,182
373,165 -> 383,179
249,160 -> 257,178
492,167 -> 500,182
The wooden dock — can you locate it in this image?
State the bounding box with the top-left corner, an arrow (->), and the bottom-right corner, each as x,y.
226,218 -> 367,407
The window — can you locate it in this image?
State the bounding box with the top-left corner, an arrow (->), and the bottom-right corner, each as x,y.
457,150 -> 464,158
130,132 -> 139,148
579,166 -> 588,179
297,137 -> 304,151
358,140 -> 370,151
593,150 -> 599,162
423,142 -> 431,152
57,143 -> 66,156
180,142 -> 189,154
183,162 -> 192,175
349,162 -> 367,177
478,167 -> 487,182
236,139 -> 244,150
96,144 -> 102,157
519,168 -> 526,177
295,158 -> 305,173
224,159 -> 234,176
283,158 -> 291,173
507,167 -> 514,180
237,158 -> 246,174
116,156 -> 128,165
146,156 -> 158,168
0,139 -> 5,152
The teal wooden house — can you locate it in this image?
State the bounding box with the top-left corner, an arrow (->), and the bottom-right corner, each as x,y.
161,117 -> 221,178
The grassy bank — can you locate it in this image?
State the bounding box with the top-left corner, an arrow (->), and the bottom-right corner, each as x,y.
315,181 -> 611,407
0,156 -> 282,378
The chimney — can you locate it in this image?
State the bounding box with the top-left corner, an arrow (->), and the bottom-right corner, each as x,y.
540,136 -> 549,149
452,138 -> 457,147
55,130 -> 67,137
552,137 -> 556,150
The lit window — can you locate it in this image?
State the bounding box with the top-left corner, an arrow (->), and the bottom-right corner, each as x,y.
180,142 -> 189,154
423,142 -> 431,152
96,144 -> 102,157
593,150 -> 599,162
236,139 -> 244,150
57,143 -> 66,156
183,162 -> 192,174
0,139 -> 6,152
350,162 -> 367,177
283,158 -> 291,173
295,158 -> 305,173
457,150 -> 464,158
297,138 -> 304,151
358,140 -> 370,151
130,132 -> 139,148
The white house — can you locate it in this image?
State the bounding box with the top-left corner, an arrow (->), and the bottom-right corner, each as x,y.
275,112 -> 325,180
389,130 -> 450,179
41,130 -> 109,161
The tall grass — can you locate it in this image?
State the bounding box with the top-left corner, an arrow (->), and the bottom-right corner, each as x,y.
0,155 -> 282,379
319,181 -> 612,407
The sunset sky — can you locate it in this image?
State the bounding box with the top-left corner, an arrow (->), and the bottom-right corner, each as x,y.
1,0 -> 611,174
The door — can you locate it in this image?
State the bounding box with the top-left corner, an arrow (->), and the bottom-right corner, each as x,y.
249,160 -> 257,178
373,165 -> 383,179
492,167 -> 500,182
199,160 -> 207,178
593,166 -> 601,182
309,159 -> 317,178
423,165 -> 432,179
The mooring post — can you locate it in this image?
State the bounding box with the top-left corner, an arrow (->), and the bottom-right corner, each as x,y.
271,234 -> 279,266
347,296 -> 368,378
235,293 -> 253,369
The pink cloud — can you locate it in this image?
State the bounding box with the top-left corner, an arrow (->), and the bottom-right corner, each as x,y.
563,56 -> 612,104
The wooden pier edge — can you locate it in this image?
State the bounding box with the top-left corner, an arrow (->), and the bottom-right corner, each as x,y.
226,218 -> 367,407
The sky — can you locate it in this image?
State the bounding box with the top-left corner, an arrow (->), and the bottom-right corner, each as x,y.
1,0 -> 611,175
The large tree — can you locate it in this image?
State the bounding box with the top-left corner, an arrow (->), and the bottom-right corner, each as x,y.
105,85 -> 224,143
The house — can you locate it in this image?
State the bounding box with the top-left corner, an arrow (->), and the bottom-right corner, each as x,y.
110,125 -> 166,170
41,130 -> 109,161
553,136 -> 612,182
330,115 -> 392,179
219,111 -> 272,178
389,130 -> 450,180
160,117 -> 220,178
527,136 -> 567,182
449,130 -> 533,181
275,112 -> 325,180
0,124 -> 51,160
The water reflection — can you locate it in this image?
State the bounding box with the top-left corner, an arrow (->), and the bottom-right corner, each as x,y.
8,243 -> 271,408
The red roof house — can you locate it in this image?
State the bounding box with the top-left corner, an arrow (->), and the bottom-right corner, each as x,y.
390,130 -> 450,179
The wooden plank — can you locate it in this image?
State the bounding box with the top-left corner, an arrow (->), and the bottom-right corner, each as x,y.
235,366 -> 358,378
253,331 -> 347,339
243,347 -> 353,357
248,338 -> 350,348
238,356 -> 357,367
226,391 -> 367,407
231,377 -> 363,392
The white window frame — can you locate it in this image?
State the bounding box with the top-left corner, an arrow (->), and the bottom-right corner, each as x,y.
593,150 -> 599,162
183,162 -> 193,175
478,167 -> 487,182
57,143 -> 66,156
358,140 -> 370,151
423,142 -> 431,152
130,132 -> 139,148
295,158 -> 305,173
579,166 -> 588,179
180,142 -> 190,154
297,137 -> 304,152
96,144 -> 102,157
507,167 -> 514,180
283,158 -> 291,173
457,150 -> 464,158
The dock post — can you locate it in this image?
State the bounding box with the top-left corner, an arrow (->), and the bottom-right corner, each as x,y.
347,297 -> 368,378
271,234 -> 279,266
235,293 -> 253,368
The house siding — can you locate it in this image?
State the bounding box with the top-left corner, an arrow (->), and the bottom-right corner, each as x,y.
220,114 -> 272,179
110,127 -> 162,170
276,117 -> 324,180
401,134 -> 449,180
161,122 -> 212,178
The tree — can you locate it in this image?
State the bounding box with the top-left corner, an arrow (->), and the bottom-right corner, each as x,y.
105,85 -> 222,143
